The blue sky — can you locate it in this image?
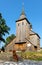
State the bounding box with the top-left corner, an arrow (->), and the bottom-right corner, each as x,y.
0,0 -> 42,48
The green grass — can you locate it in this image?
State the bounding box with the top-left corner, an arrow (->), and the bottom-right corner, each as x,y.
17,51 -> 42,61
0,51 -> 42,61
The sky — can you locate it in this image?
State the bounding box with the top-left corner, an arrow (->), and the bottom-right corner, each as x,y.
0,0 -> 42,48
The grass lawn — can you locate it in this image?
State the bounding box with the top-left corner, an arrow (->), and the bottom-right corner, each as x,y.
17,51 -> 42,61
0,51 -> 42,61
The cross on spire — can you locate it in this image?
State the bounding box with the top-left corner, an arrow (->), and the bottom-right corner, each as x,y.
19,3 -> 26,19
21,3 -> 25,15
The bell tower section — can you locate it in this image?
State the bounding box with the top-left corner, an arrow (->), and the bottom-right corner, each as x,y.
15,9 -> 31,51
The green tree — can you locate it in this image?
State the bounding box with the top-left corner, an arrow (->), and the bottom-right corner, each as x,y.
1,46 -> 5,52
0,13 -> 10,42
5,34 -> 16,45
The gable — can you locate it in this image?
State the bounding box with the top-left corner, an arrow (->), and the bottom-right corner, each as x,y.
30,30 -> 40,39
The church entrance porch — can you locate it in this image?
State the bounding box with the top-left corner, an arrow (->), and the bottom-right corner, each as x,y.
14,42 -> 26,51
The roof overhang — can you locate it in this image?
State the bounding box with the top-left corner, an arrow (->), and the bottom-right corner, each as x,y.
16,18 -> 31,24
15,42 -> 26,44
30,30 -> 40,39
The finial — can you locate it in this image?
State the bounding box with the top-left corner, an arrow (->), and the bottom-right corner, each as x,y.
19,2 -> 26,19
22,2 -> 24,11
21,2 -> 25,15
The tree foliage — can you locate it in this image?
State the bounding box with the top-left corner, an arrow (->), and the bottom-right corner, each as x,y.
1,46 -> 5,52
0,13 -> 10,42
5,34 -> 16,45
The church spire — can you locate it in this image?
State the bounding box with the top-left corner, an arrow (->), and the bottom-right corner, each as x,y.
21,3 -> 25,15
19,3 -> 26,19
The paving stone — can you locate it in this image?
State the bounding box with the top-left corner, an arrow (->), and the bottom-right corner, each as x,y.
0,60 -> 42,65
0,63 -> 4,65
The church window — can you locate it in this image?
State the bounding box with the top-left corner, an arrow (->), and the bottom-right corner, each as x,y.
26,23 -> 27,25
34,46 -> 37,48
18,23 -> 19,26
19,40 -> 21,41
22,22 -> 24,25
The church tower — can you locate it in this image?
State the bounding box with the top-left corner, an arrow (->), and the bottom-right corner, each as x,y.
14,8 -> 31,51
16,8 -> 31,42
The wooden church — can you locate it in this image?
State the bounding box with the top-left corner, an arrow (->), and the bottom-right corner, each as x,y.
5,8 -> 40,52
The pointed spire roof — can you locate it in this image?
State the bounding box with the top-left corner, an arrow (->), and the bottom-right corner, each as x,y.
19,3 -> 26,19
21,3 -> 25,15
16,3 -> 31,24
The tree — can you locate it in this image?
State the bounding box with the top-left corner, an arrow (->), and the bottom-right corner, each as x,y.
5,34 -> 16,45
1,46 -> 5,52
0,13 -> 10,43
